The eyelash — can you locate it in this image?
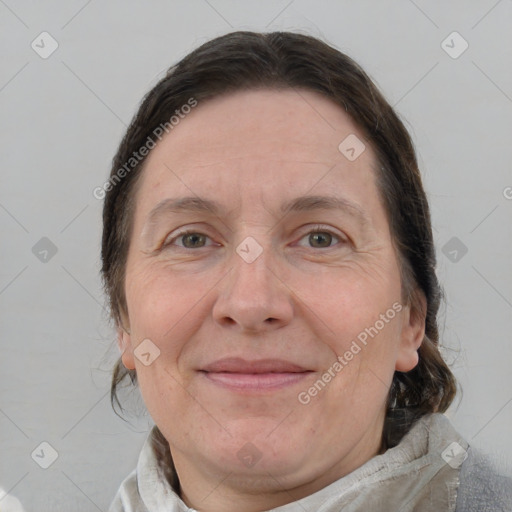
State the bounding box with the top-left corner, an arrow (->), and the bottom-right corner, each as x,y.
162,226 -> 347,250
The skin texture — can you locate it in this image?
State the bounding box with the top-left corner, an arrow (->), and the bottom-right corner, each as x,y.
118,88 -> 426,512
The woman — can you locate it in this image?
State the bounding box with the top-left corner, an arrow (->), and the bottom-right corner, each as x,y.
101,31 -> 511,511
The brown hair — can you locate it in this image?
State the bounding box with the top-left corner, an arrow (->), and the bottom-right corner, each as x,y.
101,31 -> 456,450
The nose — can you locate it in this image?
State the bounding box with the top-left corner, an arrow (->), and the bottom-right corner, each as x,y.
212,239 -> 294,334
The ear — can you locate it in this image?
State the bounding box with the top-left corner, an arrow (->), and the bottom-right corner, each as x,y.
117,324 -> 136,370
395,291 -> 426,372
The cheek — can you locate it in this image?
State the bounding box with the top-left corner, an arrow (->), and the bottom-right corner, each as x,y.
125,263 -> 213,336
310,317 -> 400,425
302,264 -> 401,339
135,364 -> 192,440
300,265 -> 403,391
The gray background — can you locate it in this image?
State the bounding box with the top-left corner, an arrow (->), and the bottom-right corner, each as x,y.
1,1 -> 511,510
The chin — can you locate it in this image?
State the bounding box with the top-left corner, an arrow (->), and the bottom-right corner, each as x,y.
211,433 -> 306,474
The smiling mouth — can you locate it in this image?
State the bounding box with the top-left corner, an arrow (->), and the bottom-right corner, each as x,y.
199,358 -> 314,392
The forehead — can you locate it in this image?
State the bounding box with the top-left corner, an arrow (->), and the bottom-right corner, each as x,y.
153,88 -> 370,166
133,88 -> 380,219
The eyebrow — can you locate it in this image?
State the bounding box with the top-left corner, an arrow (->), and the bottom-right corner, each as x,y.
144,194 -> 370,228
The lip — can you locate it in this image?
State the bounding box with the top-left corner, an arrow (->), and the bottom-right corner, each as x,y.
201,357 -> 310,373
199,358 -> 313,392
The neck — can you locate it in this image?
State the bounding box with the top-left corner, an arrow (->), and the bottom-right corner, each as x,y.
168,415 -> 386,512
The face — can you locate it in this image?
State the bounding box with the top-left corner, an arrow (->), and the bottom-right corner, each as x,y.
118,89 -> 425,503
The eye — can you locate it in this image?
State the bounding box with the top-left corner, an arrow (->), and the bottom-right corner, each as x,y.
296,227 -> 345,249
163,230 -> 214,249
162,226 -> 346,251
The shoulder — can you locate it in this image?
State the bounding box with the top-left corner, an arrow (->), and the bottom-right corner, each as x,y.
108,469 -> 149,512
108,426 -> 183,511
456,447 -> 512,512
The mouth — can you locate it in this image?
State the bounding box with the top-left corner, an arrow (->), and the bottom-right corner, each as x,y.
199,358 -> 314,392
